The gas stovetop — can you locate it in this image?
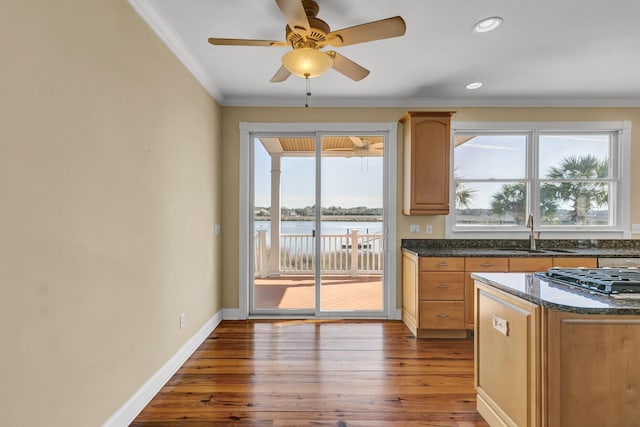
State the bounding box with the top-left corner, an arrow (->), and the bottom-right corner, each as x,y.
538,268 -> 640,295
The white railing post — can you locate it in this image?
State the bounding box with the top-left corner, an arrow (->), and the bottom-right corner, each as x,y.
269,154 -> 281,276
350,229 -> 359,277
256,230 -> 268,278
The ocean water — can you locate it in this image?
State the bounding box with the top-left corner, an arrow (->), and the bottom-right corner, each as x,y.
254,220 -> 383,237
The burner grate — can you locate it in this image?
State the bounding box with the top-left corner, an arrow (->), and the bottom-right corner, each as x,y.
543,268 -> 640,294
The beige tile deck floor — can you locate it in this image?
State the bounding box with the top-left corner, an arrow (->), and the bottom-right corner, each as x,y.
253,275 -> 383,311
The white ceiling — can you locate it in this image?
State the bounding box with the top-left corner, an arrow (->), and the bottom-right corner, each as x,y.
132,0 -> 640,107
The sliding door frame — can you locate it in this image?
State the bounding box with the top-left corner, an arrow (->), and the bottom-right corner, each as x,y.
239,122 -> 398,319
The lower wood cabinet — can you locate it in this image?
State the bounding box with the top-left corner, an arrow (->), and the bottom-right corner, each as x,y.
402,253 -> 599,338
475,279 -> 640,427
475,282 -> 541,427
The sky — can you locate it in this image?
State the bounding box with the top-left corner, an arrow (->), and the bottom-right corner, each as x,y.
454,133 -> 611,209
254,138 -> 384,209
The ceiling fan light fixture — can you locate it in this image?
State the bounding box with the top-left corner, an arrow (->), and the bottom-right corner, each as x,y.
282,48 -> 333,78
473,17 -> 503,33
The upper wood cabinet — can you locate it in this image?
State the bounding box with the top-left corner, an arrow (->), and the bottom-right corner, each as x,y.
401,111 -> 455,215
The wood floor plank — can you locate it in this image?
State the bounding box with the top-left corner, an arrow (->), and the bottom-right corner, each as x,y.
131,320 -> 489,426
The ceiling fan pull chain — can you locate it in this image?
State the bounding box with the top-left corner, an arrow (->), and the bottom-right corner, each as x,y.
304,73 -> 311,107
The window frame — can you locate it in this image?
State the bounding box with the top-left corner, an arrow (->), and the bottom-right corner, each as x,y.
445,121 -> 632,239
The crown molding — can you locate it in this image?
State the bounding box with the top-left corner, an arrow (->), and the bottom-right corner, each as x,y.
127,0 -> 224,103
221,95 -> 640,108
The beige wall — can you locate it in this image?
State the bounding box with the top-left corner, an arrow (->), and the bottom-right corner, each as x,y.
0,1 -> 221,426
220,107 -> 640,309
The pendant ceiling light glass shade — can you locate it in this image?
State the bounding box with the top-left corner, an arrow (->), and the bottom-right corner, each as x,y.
282,48 -> 333,78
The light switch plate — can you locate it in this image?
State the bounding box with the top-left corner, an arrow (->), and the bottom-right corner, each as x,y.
409,224 -> 420,233
425,225 -> 433,234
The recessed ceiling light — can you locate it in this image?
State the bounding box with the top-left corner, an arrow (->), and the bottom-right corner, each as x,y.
466,82 -> 483,90
473,17 -> 503,33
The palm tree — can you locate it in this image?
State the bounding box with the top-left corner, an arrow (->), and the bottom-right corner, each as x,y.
544,154 -> 608,224
454,167 -> 476,209
491,183 -> 526,225
455,181 -> 476,209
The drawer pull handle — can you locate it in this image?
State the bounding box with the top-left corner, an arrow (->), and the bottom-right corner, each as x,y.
436,262 -> 449,267
436,284 -> 449,288
436,314 -> 449,318
480,262 -> 493,267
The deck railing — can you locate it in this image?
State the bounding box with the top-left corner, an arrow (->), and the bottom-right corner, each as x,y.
254,230 -> 383,277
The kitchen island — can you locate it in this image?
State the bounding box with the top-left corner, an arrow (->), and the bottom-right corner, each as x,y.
472,272 -> 640,427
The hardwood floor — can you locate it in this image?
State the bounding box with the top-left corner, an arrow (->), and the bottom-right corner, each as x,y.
132,320 -> 489,427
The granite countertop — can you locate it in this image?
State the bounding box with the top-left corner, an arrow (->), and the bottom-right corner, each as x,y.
402,239 -> 640,258
472,272 -> 640,314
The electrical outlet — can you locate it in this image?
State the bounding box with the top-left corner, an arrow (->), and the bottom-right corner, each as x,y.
425,225 -> 433,234
632,224 -> 640,234
409,224 -> 420,233
214,224 -> 221,236
179,313 -> 185,329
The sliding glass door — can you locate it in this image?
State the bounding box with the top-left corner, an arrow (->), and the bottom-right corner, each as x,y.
250,131 -> 385,316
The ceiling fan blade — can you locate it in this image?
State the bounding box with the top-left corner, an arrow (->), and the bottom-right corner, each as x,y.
330,52 -> 370,81
208,38 -> 287,47
275,0 -> 310,33
270,65 -> 292,83
349,136 -> 365,147
327,16 -> 406,47
370,142 -> 384,149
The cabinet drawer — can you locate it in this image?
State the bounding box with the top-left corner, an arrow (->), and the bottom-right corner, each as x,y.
553,257 -> 598,268
419,301 -> 465,329
420,272 -> 464,300
509,257 -> 553,272
598,257 -> 640,268
420,257 -> 464,271
465,257 -> 509,272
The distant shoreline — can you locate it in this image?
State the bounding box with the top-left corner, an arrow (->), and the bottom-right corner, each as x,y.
256,216 -> 382,222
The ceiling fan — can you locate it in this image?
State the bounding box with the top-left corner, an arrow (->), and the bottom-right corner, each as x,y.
325,137 -> 384,157
208,0 -> 406,82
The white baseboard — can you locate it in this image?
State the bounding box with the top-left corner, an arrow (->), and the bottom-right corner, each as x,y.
222,308 -> 245,320
103,310 -> 223,427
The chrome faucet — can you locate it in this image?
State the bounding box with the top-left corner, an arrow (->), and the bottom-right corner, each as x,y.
527,214 -> 536,250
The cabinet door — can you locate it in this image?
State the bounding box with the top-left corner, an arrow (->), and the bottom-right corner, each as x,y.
402,252 -> 419,336
402,112 -> 454,215
475,282 -> 541,427
546,310 -> 640,427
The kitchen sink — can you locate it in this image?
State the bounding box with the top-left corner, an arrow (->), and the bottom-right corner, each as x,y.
544,248 -> 576,253
494,248 -> 575,254
494,248 -> 548,253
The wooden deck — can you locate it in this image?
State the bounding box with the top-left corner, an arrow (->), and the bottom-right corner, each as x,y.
254,275 -> 383,311
132,320 -> 489,426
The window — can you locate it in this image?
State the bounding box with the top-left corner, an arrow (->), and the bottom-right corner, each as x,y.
447,121 -> 631,239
